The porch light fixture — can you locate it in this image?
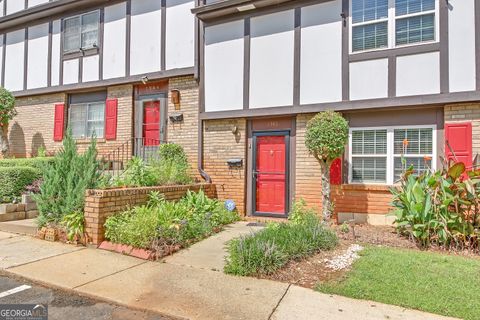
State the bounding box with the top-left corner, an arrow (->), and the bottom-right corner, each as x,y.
237,4 -> 255,11
141,76 -> 149,85
171,90 -> 181,110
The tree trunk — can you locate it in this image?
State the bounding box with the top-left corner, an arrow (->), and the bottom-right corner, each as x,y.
320,159 -> 332,221
0,125 -> 9,158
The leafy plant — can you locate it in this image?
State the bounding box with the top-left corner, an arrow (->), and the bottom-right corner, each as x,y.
0,87 -> 16,157
113,157 -> 158,187
104,191 -> 240,252
62,211 -> 85,242
305,111 -> 349,221
288,199 -> 319,225
34,131 -> 100,226
151,143 -> 192,185
37,146 -> 47,158
225,214 -> 338,276
391,159 -> 480,250
0,166 -> 41,200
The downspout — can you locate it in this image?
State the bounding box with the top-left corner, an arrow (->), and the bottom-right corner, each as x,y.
198,118 -> 211,183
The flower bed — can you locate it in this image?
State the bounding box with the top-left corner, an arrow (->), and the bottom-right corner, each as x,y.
101,190 -> 239,259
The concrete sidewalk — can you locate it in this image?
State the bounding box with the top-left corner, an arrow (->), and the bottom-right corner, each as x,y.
0,226 -> 457,320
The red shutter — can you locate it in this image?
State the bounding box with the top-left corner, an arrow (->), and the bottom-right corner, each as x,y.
445,122 -> 473,169
105,99 -> 118,140
53,104 -> 65,142
330,157 -> 342,185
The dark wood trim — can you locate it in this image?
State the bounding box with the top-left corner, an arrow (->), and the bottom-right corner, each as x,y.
1,33 -> 5,87
161,0 -> 166,71
292,7 -> 301,107
13,67 -> 195,97
2,0 -> 6,18
243,17 -> 250,110
59,16 -> 64,85
349,42 -> 440,62
47,21 -> 53,87
199,90 -> 480,120
98,7 -> 104,81
78,55 -> 83,83
439,0 -> 449,93
62,47 -> 99,61
24,0 -> 28,11
23,27 -> 28,91
388,56 -> 396,98
476,0 -> 480,91
341,0 -> 349,101
199,19 -> 205,113
193,0 -> 200,79
289,116 -> 296,206
125,0 -> 131,77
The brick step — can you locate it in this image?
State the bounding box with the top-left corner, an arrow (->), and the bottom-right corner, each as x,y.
245,216 -> 288,224
0,219 -> 38,236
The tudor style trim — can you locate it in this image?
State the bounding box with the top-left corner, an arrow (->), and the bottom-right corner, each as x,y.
439,0 -> 449,93
341,0 -> 349,101
293,7 -> 301,107
476,0 -> 480,91
243,18 -> 250,110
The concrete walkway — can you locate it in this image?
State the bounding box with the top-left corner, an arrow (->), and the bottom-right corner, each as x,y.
0,226 -> 457,320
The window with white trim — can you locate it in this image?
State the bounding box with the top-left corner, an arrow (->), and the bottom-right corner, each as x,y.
351,0 -> 438,52
68,102 -> 105,139
350,126 -> 435,184
63,11 -> 100,53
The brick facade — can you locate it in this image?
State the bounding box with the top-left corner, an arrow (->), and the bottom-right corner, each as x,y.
203,119 -> 246,214
444,102 -> 480,156
167,76 -> 199,178
8,85 -> 134,159
84,183 -> 216,245
295,114 -> 323,211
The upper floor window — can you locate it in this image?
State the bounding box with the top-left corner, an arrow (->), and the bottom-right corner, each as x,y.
349,126 -> 435,184
351,0 -> 437,53
63,11 -> 100,53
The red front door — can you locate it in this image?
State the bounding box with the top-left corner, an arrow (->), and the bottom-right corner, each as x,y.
143,101 -> 160,146
445,122 -> 473,169
255,135 -> 287,215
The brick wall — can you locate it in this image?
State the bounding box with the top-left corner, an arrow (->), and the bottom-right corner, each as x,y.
295,114 -> 323,211
84,183 -> 217,245
8,93 -> 67,158
203,119 -> 246,214
167,76 -> 199,178
445,102 -> 480,155
331,184 -> 393,215
8,85 -> 134,159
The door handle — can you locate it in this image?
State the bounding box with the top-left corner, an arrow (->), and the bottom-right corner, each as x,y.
253,171 -> 258,180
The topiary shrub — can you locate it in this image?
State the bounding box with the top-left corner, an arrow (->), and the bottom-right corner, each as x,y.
35,131 -> 100,226
0,87 -> 16,157
305,111 -> 349,221
0,166 -> 41,201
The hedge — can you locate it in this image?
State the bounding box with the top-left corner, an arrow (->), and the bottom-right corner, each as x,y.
0,167 -> 42,200
0,157 -> 54,170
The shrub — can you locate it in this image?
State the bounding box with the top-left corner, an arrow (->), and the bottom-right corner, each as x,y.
113,157 -> 158,187
0,157 -> 54,170
305,111 -> 349,221
391,160 -> 480,250
104,190 -> 240,251
224,215 -> 338,276
35,131 -> 100,226
151,143 -> 192,185
0,166 -> 41,201
0,87 -> 16,157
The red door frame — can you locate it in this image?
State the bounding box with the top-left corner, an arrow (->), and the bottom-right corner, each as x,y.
252,131 -> 290,218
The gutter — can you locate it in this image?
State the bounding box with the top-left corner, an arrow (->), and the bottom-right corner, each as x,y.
197,118 -> 212,183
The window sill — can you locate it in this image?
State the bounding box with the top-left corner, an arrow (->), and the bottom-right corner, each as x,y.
338,184 -> 393,192
63,47 -> 99,60
75,138 -> 106,144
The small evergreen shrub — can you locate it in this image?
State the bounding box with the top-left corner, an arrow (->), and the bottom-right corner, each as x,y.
224,214 -> 338,276
152,143 -> 192,185
0,166 -> 41,201
35,131 -> 100,226
0,157 -> 54,170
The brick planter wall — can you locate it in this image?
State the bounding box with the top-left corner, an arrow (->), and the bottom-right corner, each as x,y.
84,183 -> 217,245
331,184 -> 395,225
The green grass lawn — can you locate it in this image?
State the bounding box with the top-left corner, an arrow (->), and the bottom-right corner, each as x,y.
317,246 -> 480,320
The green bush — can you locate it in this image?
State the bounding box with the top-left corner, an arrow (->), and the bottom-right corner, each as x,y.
0,157 -> 54,170
104,190 -> 239,250
110,144 -> 193,188
0,166 -> 41,201
35,131 -> 100,227
224,214 -> 338,276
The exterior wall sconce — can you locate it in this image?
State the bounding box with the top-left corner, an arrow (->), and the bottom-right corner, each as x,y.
231,125 -> 238,135
227,159 -> 243,168
141,76 -> 149,85
171,90 -> 181,110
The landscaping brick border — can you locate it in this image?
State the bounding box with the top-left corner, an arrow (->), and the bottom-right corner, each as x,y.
84,183 -> 217,245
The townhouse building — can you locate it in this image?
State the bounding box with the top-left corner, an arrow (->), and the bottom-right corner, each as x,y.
1,0 -> 478,223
